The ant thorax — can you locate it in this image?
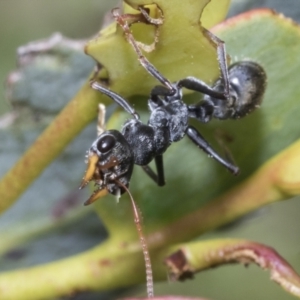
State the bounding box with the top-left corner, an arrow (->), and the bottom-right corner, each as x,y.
122,119 -> 158,166
148,99 -> 189,142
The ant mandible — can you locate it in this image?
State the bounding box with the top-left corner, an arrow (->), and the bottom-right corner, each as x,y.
80,8 -> 267,205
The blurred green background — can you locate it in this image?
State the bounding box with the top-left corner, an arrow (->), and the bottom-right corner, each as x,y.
1,1 -> 300,300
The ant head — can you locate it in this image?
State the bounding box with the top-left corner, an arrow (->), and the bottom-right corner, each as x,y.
209,61 -> 267,120
80,130 -> 134,202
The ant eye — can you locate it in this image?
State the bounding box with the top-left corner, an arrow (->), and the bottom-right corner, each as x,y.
96,135 -> 116,153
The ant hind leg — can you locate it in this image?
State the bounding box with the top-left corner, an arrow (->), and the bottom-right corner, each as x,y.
204,28 -> 230,99
186,125 -> 239,175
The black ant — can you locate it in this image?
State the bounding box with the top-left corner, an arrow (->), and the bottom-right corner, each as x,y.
80,9 -> 267,203
79,8 -> 267,298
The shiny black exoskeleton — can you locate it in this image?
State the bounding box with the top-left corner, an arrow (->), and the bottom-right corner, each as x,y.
80,10 -> 267,205
81,60 -> 266,204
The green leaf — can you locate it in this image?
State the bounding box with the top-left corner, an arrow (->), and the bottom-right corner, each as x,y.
1,1 -> 300,300
85,0 -> 228,96
94,9 -> 300,237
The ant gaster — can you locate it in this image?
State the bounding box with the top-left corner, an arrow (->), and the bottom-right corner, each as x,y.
80,8 -> 267,205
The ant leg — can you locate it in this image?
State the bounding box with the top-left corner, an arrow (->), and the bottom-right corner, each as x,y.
112,9 -> 175,93
187,100 -> 214,123
141,165 -> 157,182
214,129 -> 237,168
186,126 -> 239,175
177,29 -> 231,100
154,154 -> 165,186
90,81 -> 140,120
97,104 -> 106,136
204,28 -> 230,99
90,61 -> 139,119
177,77 -> 226,100
141,154 -> 165,186
148,85 -> 171,110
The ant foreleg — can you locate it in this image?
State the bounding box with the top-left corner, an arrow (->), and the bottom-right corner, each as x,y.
141,154 -> 165,186
91,81 -> 140,120
186,126 -> 239,175
90,63 -> 140,120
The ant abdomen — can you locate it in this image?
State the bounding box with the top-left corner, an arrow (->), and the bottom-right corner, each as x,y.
209,61 -> 267,119
229,61 -> 267,118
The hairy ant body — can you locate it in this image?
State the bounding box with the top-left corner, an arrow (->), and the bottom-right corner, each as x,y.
80,10 -> 266,204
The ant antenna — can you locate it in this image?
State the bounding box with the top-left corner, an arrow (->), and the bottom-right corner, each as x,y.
112,8 -> 175,94
116,180 -> 154,298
